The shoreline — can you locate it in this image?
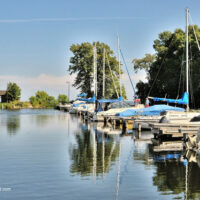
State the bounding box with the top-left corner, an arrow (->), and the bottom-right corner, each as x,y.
0,101 -> 57,110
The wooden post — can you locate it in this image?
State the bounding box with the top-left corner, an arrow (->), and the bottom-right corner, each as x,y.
138,123 -> 141,138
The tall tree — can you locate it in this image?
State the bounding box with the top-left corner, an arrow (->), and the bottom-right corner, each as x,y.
6,82 -> 21,102
69,42 -> 126,99
133,26 -> 200,108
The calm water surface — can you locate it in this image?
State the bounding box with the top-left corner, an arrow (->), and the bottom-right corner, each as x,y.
0,109 -> 200,200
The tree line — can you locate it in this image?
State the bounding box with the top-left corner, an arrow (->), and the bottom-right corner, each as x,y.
1,82 -> 69,109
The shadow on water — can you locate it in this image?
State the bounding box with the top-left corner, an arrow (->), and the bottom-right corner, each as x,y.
69,123 -> 120,178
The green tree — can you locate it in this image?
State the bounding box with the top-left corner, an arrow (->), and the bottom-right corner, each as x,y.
29,91 -> 57,108
58,94 -> 69,104
133,53 -> 155,73
69,42 -> 127,99
35,91 -> 49,107
29,96 -> 39,107
46,96 -> 57,108
133,26 -> 200,108
6,82 -> 21,102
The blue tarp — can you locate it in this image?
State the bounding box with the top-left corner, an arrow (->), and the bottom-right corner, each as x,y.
77,93 -> 88,97
116,104 -> 185,117
152,92 -> 189,105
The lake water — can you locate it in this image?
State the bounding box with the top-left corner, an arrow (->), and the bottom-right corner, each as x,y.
0,109 -> 200,200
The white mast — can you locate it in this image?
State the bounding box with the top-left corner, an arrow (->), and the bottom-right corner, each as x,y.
117,35 -> 121,96
103,48 -> 105,98
93,43 -> 97,98
186,8 -> 189,111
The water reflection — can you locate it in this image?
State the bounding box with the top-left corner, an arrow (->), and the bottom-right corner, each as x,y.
152,154 -> 185,196
132,138 -> 200,200
154,160 -> 200,199
70,124 -> 120,177
6,115 -> 20,135
34,115 -> 53,127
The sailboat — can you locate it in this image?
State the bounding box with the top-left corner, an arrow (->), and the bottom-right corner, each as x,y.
149,8 -> 195,112
91,37 -> 146,122
116,8 -> 200,122
151,8 -> 200,122
90,40 -> 125,121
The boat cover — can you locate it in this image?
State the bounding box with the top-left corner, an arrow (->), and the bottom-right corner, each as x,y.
96,96 -> 123,112
73,102 -> 85,107
115,104 -> 185,117
97,96 -> 123,103
77,95 -> 96,103
152,92 -> 189,105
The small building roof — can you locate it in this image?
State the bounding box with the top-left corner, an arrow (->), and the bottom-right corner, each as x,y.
0,90 -> 7,96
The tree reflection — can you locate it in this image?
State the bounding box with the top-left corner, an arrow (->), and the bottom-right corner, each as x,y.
70,128 -> 120,177
35,115 -> 52,127
153,160 -> 200,199
153,161 -> 185,195
6,115 -> 20,135
133,142 -> 200,199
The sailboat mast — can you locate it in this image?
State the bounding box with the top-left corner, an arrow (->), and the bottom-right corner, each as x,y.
117,36 -> 121,96
103,48 -> 105,98
95,46 -> 98,98
186,8 -> 189,111
93,43 -> 97,98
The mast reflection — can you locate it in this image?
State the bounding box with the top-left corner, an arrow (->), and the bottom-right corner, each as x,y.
70,124 -> 120,177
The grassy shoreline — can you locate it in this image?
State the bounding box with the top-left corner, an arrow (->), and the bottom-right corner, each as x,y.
0,101 -> 56,110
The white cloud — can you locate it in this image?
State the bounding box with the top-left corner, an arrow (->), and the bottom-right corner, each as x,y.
0,71 -> 147,101
0,17 -> 148,23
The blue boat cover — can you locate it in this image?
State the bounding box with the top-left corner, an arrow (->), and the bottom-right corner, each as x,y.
116,104 -> 185,117
73,102 -> 85,107
96,96 -> 123,112
77,95 -> 96,103
77,93 -> 88,97
152,92 -> 189,105
97,96 -> 123,103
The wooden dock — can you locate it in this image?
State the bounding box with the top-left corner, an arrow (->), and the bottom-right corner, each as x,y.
150,122 -> 200,137
149,121 -> 200,152
56,105 -> 200,152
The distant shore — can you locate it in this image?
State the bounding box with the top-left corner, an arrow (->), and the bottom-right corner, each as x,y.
0,101 -> 57,110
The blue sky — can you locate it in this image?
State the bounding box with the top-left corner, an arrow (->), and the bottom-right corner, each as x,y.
0,0 -> 200,100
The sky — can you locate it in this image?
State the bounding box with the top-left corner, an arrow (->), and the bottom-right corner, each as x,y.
0,0 -> 200,100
